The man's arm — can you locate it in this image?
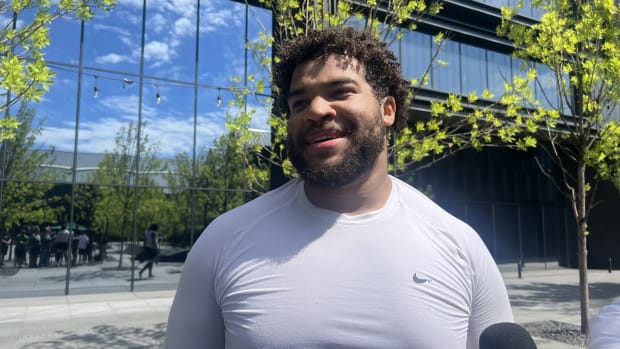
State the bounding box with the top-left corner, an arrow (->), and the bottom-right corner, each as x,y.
590,298 -> 620,349
466,234 -> 514,349
164,237 -> 225,348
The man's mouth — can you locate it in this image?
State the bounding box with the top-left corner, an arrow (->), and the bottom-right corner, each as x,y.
305,130 -> 346,144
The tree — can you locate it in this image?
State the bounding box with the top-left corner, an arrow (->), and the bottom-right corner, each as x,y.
62,184 -> 101,229
91,121 -> 166,268
166,130 -> 269,247
499,0 -> 620,334
0,103 -> 60,230
0,0 -> 115,140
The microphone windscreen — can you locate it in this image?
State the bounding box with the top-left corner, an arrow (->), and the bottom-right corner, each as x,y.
479,322 -> 538,349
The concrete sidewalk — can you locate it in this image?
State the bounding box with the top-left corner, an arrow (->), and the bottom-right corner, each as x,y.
500,262 -> 620,348
1,261 -> 619,348
0,290 -> 173,349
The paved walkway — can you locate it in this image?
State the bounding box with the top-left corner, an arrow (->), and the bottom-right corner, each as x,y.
1,261 -> 619,348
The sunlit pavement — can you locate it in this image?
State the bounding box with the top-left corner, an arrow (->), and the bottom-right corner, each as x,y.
1,260 -> 619,348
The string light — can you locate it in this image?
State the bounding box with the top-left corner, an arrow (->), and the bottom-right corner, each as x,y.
93,76 -> 99,98
155,83 -> 161,104
122,78 -> 134,89
48,62 -> 256,101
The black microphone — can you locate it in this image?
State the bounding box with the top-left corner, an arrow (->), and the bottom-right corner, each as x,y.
479,322 -> 538,349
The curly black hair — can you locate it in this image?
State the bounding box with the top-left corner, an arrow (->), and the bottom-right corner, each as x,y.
273,27 -> 411,132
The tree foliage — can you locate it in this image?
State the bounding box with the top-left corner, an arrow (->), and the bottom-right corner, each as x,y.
0,0 -> 115,140
499,0 -> 620,334
588,120 -> 620,192
0,103 -> 59,229
90,121 -> 166,266
167,129 -> 269,246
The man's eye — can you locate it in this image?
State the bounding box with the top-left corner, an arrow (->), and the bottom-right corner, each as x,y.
332,89 -> 354,99
290,100 -> 308,112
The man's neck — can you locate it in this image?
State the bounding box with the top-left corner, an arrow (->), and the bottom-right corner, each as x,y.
304,156 -> 392,216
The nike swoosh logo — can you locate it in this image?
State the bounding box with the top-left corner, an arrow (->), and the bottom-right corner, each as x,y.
413,272 -> 432,284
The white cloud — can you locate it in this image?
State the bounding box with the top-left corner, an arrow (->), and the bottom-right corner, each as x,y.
141,41 -> 174,66
119,35 -> 135,47
96,53 -> 132,65
92,23 -> 132,38
150,13 -> 167,34
165,0 -> 196,17
174,17 -> 193,37
200,7 -> 243,33
97,95 -> 158,120
38,92 -> 231,157
39,111 -> 229,157
143,113 -> 228,156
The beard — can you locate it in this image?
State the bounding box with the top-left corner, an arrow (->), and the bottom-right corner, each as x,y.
287,109 -> 386,188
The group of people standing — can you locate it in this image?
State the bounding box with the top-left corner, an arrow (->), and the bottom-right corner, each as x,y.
0,225 -> 98,268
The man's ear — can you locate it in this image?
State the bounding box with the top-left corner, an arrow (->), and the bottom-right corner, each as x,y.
381,96 -> 396,127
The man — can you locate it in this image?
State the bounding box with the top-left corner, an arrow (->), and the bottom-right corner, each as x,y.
54,225 -> 71,267
28,226 -> 41,268
0,230 -> 10,267
14,228 -> 29,268
164,27 -> 513,348
77,231 -> 90,264
39,226 -> 53,267
138,223 -> 159,279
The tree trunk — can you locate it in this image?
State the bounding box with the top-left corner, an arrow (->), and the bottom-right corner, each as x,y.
576,160 -> 590,335
117,216 -> 127,269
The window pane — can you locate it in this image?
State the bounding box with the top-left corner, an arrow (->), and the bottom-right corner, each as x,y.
432,39 -> 460,93
401,31 -> 432,84
461,43 -> 487,94
536,63 -> 558,109
487,50 -> 512,99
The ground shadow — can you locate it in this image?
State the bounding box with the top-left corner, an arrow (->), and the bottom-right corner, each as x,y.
0,267 -> 20,276
508,282 -> 620,306
15,323 -> 167,349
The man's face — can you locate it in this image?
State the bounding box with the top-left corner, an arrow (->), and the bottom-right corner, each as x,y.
286,54 -> 395,187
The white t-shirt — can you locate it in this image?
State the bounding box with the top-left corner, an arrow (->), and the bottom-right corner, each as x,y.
164,177 -> 513,349
77,234 -> 89,250
144,229 -> 158,249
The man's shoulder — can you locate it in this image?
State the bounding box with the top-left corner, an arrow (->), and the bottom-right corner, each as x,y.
202,179 -> 301,238
391,176 -> 478,238
390,176 -> 442,212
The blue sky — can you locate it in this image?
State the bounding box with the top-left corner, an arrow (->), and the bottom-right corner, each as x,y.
10,0 -> 273,158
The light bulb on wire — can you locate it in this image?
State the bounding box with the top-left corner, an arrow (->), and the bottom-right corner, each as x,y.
122,78 -> 134,89
155,83 -> 161,105
216,88 -> 222,107
93,76 -> 99,98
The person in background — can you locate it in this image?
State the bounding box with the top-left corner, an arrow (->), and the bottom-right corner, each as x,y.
0,230 -> 11,267
164,27 -> 513,349
54,225 -> 71,267
28,226 -> 41,268
70,230 -> 79,266
14,228 -> 29,268
138,223 -> 159,279
77,231 -> 90,264
39,226 -> 53,267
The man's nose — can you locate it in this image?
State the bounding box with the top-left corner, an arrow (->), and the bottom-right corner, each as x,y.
305,96 -> 335,123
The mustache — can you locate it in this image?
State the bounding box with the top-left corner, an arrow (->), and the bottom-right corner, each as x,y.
298,120 -> 356,142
